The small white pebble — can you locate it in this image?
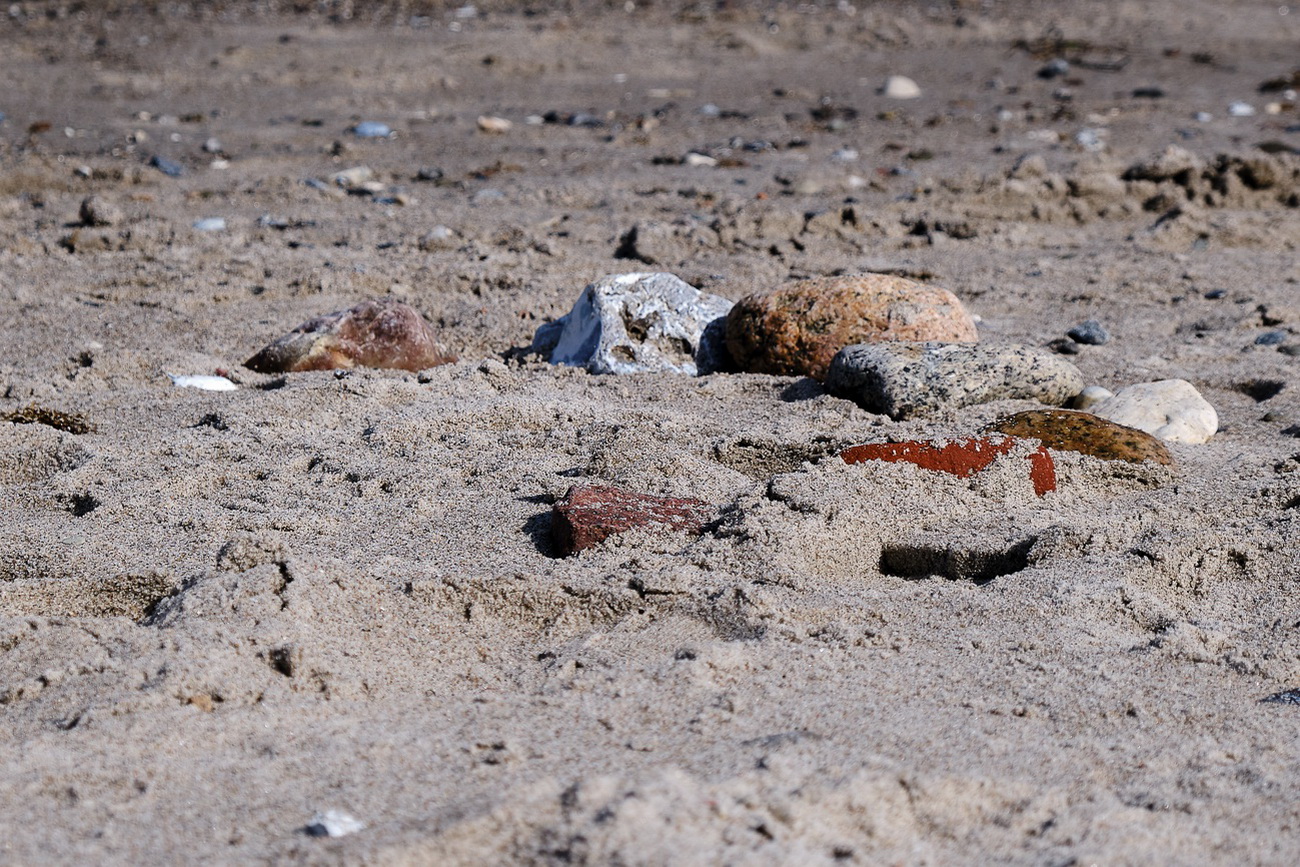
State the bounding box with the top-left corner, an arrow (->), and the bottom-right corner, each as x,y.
306,810 -> 365,838
167,373 -> 238,391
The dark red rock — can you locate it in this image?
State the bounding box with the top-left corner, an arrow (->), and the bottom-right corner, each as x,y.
551,484 -> 714,556
839,436 -> 1056,496
245,298 -> 456,373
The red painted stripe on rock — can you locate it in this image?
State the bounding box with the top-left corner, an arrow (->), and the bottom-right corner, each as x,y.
839,436 -> 1056,496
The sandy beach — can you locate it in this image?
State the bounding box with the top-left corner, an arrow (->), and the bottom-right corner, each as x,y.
1,0 -> 1298,862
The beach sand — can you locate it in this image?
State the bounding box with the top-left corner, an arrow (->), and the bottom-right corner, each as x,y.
1,1 -> 1298,862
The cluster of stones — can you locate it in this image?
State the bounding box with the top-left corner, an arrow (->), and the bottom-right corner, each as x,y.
239,270 -> 1219,558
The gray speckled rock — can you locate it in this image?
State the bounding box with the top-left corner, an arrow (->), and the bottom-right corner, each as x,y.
826,342 -> 1085,420
532,273 -> 733,375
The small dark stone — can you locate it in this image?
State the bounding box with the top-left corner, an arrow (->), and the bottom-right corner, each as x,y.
1038,59 -> 1070,79
1255,330 -> 1287,346
1282,425 -> 1300,438
1046,337 -> 1080,355
1204,289 -> 1227,299
149,155 -> 185,177
1132,86 -> 1166,99
1067,319 -> 1110,345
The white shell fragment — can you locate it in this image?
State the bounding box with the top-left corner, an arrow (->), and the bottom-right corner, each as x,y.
1089,379 -> 1218,444
167,373 -> 238,391
532,272 -> 733,376
305,809 -> 365,838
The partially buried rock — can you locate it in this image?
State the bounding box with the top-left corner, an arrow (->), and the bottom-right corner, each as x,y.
826,342 -> 1084,420
986,409 -> 1173,466
725,273 -> 978,381
79,195 -> 123,227
245,298 -> 456,373
532,273 -> 732,375
551,484 -> 714,556
840,436 -> 1056,497
1088,379 -> 1218,444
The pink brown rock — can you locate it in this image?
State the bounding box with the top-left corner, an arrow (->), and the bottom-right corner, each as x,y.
839,436 -> 1056,497
724,272 -> 978,380
244,298 -> 456,373
551,484 -> 714,556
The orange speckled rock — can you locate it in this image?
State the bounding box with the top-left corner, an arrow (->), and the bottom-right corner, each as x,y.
985,409 -> 1174,466
245,298 -> 456,373
724,272 -> 978,380
551,484 -> 715,556
839,436 -> 1056,496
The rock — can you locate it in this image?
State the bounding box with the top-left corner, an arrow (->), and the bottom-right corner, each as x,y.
476,115 -> 512,134
1038,59 -> 1070,79
551,484 -> 714,556
724,273 -> 978,381
351,121 -> 391,138
305,810 -> 365,838
192,217 -> 226,232
840,436 -> 1056,497
149,154 -> 185,177
1067,319 -> 1110,345
245,298 -> 456,373
825,342 -> 1085,420
985,409 -> 1173,466
78,195 -> 123,227
1256,331 -> 1287,346
1069,385 -> 1114,410
202,137 -> 222,153
534,273 -> 732,376
1088,379 -> 1218,444
882,75 -> 921,99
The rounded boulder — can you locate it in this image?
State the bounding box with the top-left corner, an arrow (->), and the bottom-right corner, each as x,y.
724,273 -> 977,380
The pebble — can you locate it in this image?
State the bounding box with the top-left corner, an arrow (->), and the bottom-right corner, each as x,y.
725,273 -> 978,381
1069,385 -> 1114,411
551,484 -> 714,556
305,810 -> 365,838
1255,331 -> 1287,346
476,115 -> 512,134
840,436 -> 1056,497
1067,319 -> 1110,345
1228,102 -> 1256,117
331,165 -> 373,187
351,121 -> 391,138
985,409 -> 1173,466
149,155 -> 185,177
1088,379 -> 1218,444
202,137 -> 222,153
882,75 -> 921,99
532,272 -> 732,376
1038,59 -> 1070,79
245,298 -> 457,373
78,195 -> 123,227
167,373 -> 238,392
192,217 -> 226,232
825,342 -> 1085,420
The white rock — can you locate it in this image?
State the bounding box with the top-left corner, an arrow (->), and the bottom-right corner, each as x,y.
476,115 -> 512,134
532,273 -> 733,375
1069,385 -> 1114,411
305,809 -> 365,838
882,75 -> 921,99
1089,379 -> 1218,444
167,373 -> 238,391
192,217 -> 226,232
684,152 -> 718,167
1228,101 -> 1256,117
331,165 -> 373,187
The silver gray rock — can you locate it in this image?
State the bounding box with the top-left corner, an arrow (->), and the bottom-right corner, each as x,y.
826,341 -> 1085,419
532,272 -> 733,375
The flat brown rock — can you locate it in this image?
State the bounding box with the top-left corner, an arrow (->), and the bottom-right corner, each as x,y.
985,409 -> 1174,466
245,298 -> 456,373
551,484 -> 714,556
724,273 -> 978,380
